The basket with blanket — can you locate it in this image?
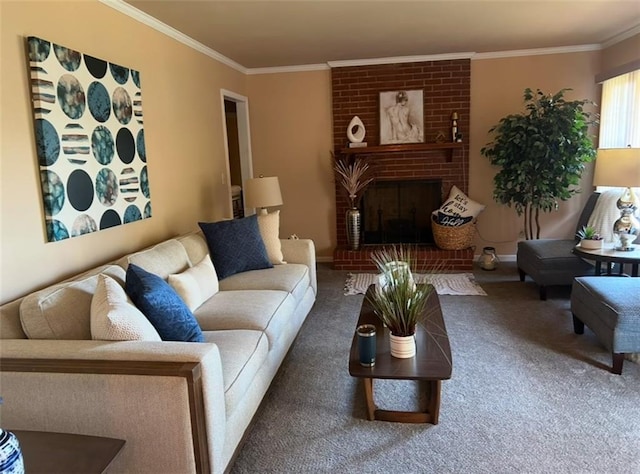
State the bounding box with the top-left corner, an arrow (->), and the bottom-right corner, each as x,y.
432,185 -> 484,250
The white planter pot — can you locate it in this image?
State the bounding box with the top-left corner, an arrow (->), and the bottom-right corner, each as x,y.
580,239 -> 603,250
389,333 -> 416,358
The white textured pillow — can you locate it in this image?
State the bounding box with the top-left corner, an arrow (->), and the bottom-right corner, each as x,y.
91,274 -> 161,341
168,254 -> 219,311
257,210 -> 286,265
439,185 -> 485,219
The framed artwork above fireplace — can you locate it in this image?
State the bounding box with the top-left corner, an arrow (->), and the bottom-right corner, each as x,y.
379,90 -> 424,145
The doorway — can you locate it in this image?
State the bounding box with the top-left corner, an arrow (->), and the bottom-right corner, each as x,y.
220,90 -> 253,218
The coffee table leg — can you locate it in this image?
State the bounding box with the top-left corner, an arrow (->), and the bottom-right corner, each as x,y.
427,380 -> 442,425
363,378 -> 376,421
362,378 -> 442,424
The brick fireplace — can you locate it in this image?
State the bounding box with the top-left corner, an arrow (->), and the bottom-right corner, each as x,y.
332,60 -> 474,271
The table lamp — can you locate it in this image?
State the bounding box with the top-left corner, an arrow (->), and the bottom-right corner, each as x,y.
243,176 -> 283,215
593,148 -> 640,250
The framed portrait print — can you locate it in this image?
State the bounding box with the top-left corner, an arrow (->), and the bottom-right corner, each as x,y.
379,90 -> 424,145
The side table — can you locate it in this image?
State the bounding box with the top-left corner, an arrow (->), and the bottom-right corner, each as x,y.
573,243 -> 640,277
12,430 -> 125,474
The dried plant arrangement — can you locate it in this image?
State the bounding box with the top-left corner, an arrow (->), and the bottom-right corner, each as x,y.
332,153 -> 374,208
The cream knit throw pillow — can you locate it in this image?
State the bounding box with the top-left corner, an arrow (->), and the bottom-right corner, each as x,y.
168,254 -> 219,311
91,274 -> 161,341
257,210 -> 286,265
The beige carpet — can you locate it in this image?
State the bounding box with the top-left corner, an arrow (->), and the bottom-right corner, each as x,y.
344,272 -> 487,296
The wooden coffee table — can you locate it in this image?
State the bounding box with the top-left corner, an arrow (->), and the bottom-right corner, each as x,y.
349,284 -> 452,424
12,430 -> 125,473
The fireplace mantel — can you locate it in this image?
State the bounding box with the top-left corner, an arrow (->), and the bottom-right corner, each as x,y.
339,142 -> 463,155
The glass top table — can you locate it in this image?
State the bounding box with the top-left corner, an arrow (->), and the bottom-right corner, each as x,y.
573,242 -> 640,277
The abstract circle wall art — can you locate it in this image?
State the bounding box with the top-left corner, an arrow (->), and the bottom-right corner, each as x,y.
27,36 -> 151,242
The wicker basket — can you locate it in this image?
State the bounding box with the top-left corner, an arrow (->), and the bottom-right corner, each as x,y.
432,218 -> 476,250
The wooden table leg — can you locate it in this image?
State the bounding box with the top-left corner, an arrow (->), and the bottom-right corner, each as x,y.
362,378 -> 442,424
426,380 -> 442,425
363,378 -> 376,421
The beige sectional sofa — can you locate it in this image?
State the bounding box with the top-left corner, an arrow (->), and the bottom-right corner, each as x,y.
0,231 -> 317,473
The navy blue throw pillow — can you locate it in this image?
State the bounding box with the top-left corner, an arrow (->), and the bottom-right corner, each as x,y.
125,264 -> 204,342
198,215 -> 273,279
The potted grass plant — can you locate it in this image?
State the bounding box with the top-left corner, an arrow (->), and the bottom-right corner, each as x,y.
332,153 -> 374,250
576,225 -> 603,250
365,246 -> 434,358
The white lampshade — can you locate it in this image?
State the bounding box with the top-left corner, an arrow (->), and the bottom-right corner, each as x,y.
244,176 -> 283,213
593,148 -> 640,187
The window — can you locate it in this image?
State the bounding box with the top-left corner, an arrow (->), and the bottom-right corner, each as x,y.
593,69 -> 640,244
599,69 -> 640,148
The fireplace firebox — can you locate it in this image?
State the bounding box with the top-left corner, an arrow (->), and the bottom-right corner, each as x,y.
361,179 -> 442,245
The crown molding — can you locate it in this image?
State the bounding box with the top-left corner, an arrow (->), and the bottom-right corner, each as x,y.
326,52 -> 475,68
99,0 -> 248,74
601,23 -> 640,49
99,0 -> 635,75
472,44 -> 601,60
246,63 -> 330,75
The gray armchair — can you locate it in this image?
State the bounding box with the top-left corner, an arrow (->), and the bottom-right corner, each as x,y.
517,192 -> 600,300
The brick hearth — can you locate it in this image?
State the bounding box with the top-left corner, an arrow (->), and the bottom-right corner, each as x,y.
333,246 -> 474,272
331,59 -> 473,269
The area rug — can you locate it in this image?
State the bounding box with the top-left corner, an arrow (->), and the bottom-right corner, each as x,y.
344,272 -> 487,296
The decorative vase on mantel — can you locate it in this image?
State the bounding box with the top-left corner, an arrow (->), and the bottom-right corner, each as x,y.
346,207 -> 361,250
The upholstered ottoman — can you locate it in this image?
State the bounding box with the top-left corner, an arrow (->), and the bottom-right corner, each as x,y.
571,276 -> 640,374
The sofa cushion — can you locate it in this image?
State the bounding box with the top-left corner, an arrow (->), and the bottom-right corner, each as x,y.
19,264 -> 126,340
177,232 -> 209,269
125,264 -> 204,342
218,264 -> 310,305
202,330 -> 268,419
117,239 -> 191,280
91,274 -> 161,341
168,254 -> 219,311
198,216 -> 272,279
257,210 -> 285,265
194,290 -> 296,348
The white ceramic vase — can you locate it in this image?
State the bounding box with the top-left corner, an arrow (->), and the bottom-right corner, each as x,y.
580,239 -> 602,250
389,333 -> 416,358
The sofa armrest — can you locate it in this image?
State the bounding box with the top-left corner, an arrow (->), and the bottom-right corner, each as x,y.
280,238 -> 317,294
0,339 -> 226,473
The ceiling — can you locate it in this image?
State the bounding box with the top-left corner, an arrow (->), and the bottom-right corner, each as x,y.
123,0 -> 640,69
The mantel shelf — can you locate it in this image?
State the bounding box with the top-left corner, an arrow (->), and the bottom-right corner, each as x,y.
339,142 -> 464,155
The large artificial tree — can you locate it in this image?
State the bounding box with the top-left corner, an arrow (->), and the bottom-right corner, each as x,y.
481,88 -> 597,240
